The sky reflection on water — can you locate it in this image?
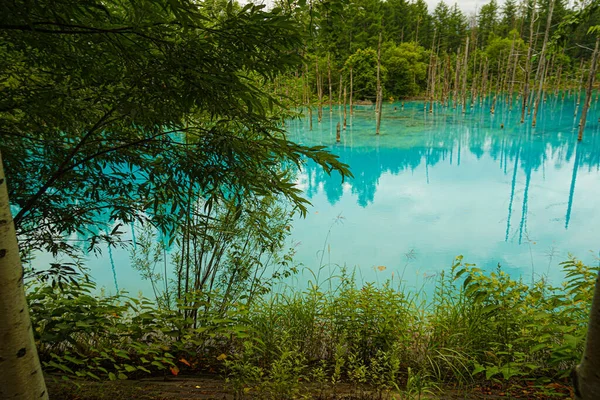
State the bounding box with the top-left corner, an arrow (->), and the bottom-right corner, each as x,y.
286,97 -> 600,292
33,97 -> 600,295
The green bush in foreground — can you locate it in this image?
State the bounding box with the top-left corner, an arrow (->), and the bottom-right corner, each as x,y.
29,256 -> 594,397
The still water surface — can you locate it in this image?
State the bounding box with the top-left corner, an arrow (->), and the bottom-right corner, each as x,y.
53,98 -> 600,295
286,97 -> 600,292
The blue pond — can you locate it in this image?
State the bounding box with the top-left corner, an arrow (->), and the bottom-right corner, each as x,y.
285,97 -> 600,291
43,97 -> 600,295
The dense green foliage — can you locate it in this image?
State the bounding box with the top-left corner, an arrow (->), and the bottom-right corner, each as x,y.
344,49 -> 380,100
3,0 -> 600,397
288,0 -> 600,102
31,257 -> 592,397
0,0 -> 350,258
381,42 -> 428,98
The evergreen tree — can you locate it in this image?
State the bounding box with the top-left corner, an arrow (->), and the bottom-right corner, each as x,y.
500,0 -> 519,36
478,0 -> 500,48
434,1 -> 451,51
448,3 -> 469,52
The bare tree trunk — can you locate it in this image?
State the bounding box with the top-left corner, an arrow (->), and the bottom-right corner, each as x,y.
0,151 -> 49,400
453,48 -> 461,109
508,34 -> 520,110
429,54 -> 437,113
376,86 -> 383,134
481,57 -> 489,105
573,266 -> 600,399
427,30 -> 437,113
328,53 -> 333,113
521,0 -> 537,123
532,0 -> 555,127
471,53 -> 481,107
376,32 -> 382,134
578,36 -> 599,142
576,58 -> 586,110
443,55 -> 451,106
504,31 -> 517,107
350,67 -> 354,115
338,74 -> 343,105
491,52 -> 503,115
305,63 -> 313,131
343,85 -> 347,130
316,56 -> 323,123
461,36 -> 470,114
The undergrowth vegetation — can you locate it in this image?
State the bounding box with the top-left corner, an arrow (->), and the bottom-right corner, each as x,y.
29,256 -> 594,398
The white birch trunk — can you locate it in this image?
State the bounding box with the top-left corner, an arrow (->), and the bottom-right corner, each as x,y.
0,151 -> 49,400
574,265 -> 600,399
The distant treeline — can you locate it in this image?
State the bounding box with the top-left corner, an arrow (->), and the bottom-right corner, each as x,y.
262,0 -> 600,136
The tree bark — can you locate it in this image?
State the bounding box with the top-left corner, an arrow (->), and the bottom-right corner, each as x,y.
343,86 -> 347,130
578,36 -> 599,142
305,63 -> 313,131
350,67 -> 354,116
0,151 -> 48,400
376,86 -> 383,135
532,0 -> 555,127
328,53 -> 333,113
521,0 -> 537,123
453,48 -> 461,109
376,32 -> 382,134
573,266 -> 600,399
316,55 -> 322,123
461,36 -> 470,114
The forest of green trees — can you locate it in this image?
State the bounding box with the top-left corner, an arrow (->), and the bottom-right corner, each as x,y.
270,0 -> 600,141
1,0 -> 600,399
281,0 -> 600,99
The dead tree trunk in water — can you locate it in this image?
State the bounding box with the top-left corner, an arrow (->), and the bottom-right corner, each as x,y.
375,32 -> 383,135
508,33 -> 520,110
305,63 -> 313,131
521,0 -> 537,123
481,57 -> 489,105
443,55 -> 451,106
427,30 -> 437,113
316,56 -> 323,123
461,36 -> 470,114
453,48 -> 461,109
376,86 -> 383,134
576,58 -> 586,111
350,66 -> 354,115
343,86 -> 348,130
532,0 -> 555,127
338,74 -> 343,105
328,53 -> 333,113
578,36 -> 599,142
0,151 -> 49,400
376,32 -> 382,134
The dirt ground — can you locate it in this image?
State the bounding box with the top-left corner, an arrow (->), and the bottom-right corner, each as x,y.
45,374 -> 574,400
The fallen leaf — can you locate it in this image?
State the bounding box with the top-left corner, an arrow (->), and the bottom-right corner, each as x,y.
179,358 -> 191,367
170,366 -> 179,376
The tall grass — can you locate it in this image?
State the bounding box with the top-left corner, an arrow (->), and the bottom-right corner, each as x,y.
241,256 -> 593,394
30,256 -> 595,398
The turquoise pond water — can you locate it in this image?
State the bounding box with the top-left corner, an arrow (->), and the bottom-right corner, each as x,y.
35,97 -> 600,295
285,97 -> 600,293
